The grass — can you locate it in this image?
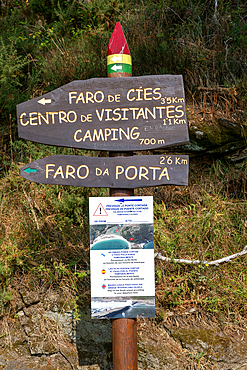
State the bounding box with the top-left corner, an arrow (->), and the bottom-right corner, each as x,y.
0,0 -> 247,142
150,157 -> 247,324
0,150 -> 246,327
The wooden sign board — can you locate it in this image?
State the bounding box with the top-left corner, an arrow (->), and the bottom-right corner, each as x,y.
17,75 -> 189,151
20,154 -> 189,188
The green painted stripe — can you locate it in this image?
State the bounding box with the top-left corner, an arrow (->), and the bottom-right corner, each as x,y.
107,63 -> 132,74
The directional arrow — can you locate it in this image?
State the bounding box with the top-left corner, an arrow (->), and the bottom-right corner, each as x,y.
110,55 -> 123,63
19,155 -> 189,187
107,54 -> 131,66
115,198 -> 142,203
24,167 -> 37,174
111,64 -> 123,72
38,98 -> 52,105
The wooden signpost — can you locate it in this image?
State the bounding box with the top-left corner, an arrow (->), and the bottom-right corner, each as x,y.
20,154 -> 189,188
107,23 -> 137,370
17,21 -> 190,370
107,21 -> 132,77
17,75 -> 189,151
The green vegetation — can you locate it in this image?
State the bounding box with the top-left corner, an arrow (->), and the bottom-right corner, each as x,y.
152,158 -> 246,323
0,0 -> 246,327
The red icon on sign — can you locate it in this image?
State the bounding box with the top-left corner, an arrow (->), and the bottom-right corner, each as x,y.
101,269 -> 106,274
102,284 -> 106,289
93,203 -> 108,216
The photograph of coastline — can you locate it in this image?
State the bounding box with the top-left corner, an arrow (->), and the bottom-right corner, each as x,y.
89,196 -> 155,319
90,223 -> 154,250
91,296 -> 155,319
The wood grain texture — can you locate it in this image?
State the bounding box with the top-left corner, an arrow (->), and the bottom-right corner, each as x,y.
20,154 -> 189,188
17,75 -> 189,151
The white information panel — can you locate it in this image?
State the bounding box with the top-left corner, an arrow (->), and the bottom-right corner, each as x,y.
89,196 -> 155,319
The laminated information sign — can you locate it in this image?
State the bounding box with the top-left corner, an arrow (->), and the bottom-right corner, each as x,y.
89,196 -> 155,319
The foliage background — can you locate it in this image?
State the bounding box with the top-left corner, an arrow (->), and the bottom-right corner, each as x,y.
0,0 -> 246,324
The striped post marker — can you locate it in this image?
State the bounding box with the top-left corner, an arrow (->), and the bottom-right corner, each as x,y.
107,22 -> 137,370
107,22 -> 132,78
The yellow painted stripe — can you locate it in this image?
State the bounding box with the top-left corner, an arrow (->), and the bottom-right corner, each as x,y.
107,54 -> 132,65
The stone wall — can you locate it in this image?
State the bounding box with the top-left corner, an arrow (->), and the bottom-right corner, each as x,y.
0,287 -> 247,369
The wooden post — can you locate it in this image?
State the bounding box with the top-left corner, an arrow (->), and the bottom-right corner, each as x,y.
108,22 -> 138,370
17,20 -> 190,370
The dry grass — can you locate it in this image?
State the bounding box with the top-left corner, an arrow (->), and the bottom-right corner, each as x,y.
145,157 -> 247,326
0,153 -> 246,329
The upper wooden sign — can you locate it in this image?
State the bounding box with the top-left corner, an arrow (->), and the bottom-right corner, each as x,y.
17,75 -> 189,151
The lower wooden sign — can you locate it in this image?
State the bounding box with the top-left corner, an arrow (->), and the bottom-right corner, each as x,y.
20,154 -> 189,188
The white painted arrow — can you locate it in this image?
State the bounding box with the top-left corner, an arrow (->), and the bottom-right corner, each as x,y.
38,98 -> 52,105
110,55 -> 122,63
111,64 -> 123,72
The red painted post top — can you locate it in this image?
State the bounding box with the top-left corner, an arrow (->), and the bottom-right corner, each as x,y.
107,22 -> 130,56
107,22 -> 132,76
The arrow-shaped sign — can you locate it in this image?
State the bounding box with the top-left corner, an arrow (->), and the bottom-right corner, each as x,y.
24,167 -> 37,174
38,98 -> 52,105
115,198 -> 142,203
20,155 -> 189,187
111,65 -> 123,72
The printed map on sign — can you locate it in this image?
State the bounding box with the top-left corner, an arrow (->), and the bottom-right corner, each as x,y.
89,196 -> 155,319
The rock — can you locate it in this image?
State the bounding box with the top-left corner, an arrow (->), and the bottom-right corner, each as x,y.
44,310 -> 75,340
0,318 -> 29,357
78,366 -> 100,370
75,309 -> 113,369
3,352 -> 72,369
171,327 -> 247,369
43,292 -> 74,312
154,116 -> 247,156
0,288 -> 247,369
19,304 -> 59,355
187,118 -> 247,155
18,288 -> 40,306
